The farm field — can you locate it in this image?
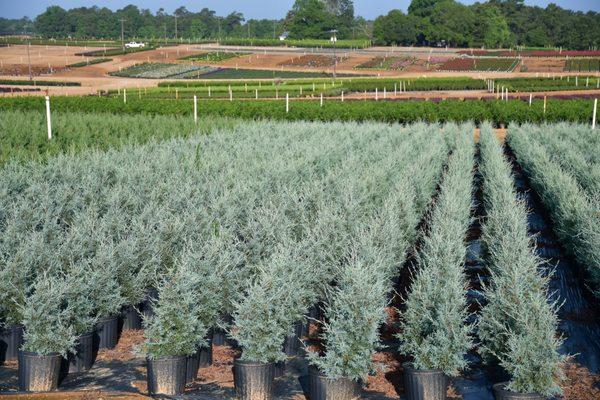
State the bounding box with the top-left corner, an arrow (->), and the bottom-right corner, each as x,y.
355,56 -> 417,70
180,52 -> 249,62
440,57 -> 519,72
0,116 -> 598,399
565,58 -> 600,72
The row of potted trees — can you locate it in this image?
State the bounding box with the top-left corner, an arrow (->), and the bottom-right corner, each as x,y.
479,125 -> 563,399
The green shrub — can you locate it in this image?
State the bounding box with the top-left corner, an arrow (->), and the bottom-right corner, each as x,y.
21,274 -> 77,357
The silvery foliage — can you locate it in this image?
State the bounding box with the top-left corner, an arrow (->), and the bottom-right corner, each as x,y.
508,126 -> 600,296
479,124 -> 564,396
307,125 -> 451,380
21,273 -> 77,357
398,129 -> 475,376
62,262 -> 98,336
143,266 -> 207,359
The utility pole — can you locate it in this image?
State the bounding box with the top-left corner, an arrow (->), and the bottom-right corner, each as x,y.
119,18 -> 126,51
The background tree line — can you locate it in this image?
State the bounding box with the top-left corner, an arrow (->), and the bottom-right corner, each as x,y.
0,0 -> 598,50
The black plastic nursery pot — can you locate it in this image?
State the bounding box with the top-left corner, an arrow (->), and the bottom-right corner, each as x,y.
283,321 -> 307,357
96,315 -> 119,350
146,355 -> 187,396
0,324 -> 24,364
492,383 -> 545,400
308,366 -> 362,400
186,350 -> 200,384
233,359 -> 276,400
403,362 -> 449,400
68,331 -> 96,373
122,304 -> 142,330
199,339 -> 213,367
18,351 -> 62,392
141,288 -> 158,320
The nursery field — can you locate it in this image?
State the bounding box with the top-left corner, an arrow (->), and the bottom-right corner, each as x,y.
440,57 -> 519,72
564,58 -> 600,72
0,117 -> 598,400
180,52 -> 249,62
355,56 -> 416,70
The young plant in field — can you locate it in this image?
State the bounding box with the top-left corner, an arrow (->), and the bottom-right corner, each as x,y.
63,262 -> 98,336
142,267 -> 207,359
397,131 -> 474,376
20,274 -> 77,357
478,125 -> 564,396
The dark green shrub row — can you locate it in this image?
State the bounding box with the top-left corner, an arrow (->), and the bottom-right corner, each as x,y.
218,37 -> 371,49
0,80 -> 81,87
0,96 -> 595,125
497,76 -> 600,92
67,58 -> 112,68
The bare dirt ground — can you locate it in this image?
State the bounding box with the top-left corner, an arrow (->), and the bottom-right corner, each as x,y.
1,44 -> 599,97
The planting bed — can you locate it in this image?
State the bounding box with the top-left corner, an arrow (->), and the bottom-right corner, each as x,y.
180,52 -> 249,62
355,56 -> 416,70
440,57 -> 519,72
278,55 -> 348,68
109,63 -> 218,79
565,58 -> 600,72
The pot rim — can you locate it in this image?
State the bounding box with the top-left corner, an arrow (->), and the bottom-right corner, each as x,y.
146,354 -> 187,362
402,361 -> 445,375
96,315 -> 118,323
492,382 -> 544,398
18,350 -> 61,358
234,358 -> 275,367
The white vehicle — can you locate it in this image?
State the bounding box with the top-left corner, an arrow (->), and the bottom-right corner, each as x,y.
125,42 -> 146,49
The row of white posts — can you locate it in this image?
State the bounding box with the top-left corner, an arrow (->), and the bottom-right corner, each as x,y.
41,92 -> 599,141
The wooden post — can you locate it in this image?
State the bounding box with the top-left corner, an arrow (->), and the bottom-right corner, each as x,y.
45,96 -> 52,140
593,98 -> 597,130
193,95 -> 198,124
543,96 -> 547,115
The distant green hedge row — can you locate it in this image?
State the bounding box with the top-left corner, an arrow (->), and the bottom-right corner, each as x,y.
0,96 -> 596,125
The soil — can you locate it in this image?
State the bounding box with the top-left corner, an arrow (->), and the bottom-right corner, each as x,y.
189,345 -> 240,388
95,329 -> 145,363
562,362 -> 600,400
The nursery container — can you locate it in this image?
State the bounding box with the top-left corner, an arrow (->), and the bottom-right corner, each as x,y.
308,366 -> 361,400
492,383 -> 545,400
283,321 -> 307,357
68,331 -> 95,373
233,359 -> 276,400
141,289 -> 158,320
199,339 -> 213,367
403,363 -> 448,400
186,351 -> 200,384
96,315 -> 119,349
147,355 -> 187,395
0,324 -> 24,363
18,350 -> 62,392
122,305 -> 142,330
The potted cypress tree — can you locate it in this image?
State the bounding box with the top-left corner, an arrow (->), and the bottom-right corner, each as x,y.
230,265 -> 292,400
89,255 -> 126,350
0,253 -> 31,364
306,251 -> 388,400
142,268 -> 206,396
18,274 -> 77,392
62,264 -> 99,373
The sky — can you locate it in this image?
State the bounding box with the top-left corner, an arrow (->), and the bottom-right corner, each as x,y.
1,0 -> 599,20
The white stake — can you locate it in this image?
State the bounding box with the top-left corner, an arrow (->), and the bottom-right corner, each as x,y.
255,89 -> 258,99
286,93 -> 289,113
320,93 -> 323,107
45,96 -> 52,140
123,89 -> 127,104
229,89 -> 233,102
341,91 -> 344,102
543,96 -> 547,115
193,95 -> 198,124
529,93 -> 532,107
375,88 -> 378,101
593,98 -> 598,130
